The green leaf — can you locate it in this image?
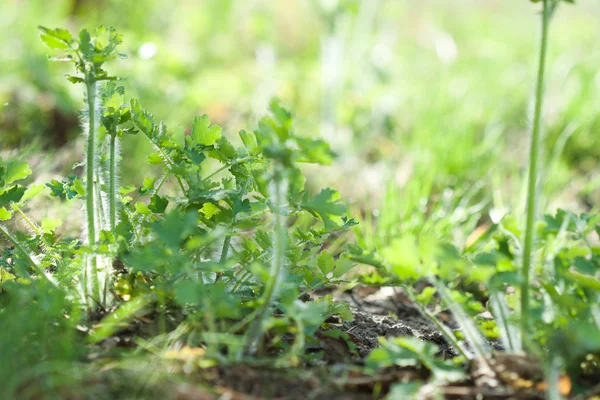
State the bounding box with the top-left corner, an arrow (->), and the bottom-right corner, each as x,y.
200,203 -> 220,219
300,188 -> 347,231
147,153 -> 163,165
191,115 -> 222,146
38,26 -> 73,49
141,177 -> 156,193
148,195 -> 168,214
0,186 -> 26,207
42,217 -> 62,233
66,75 -> 84,84
239,129 -> 258,154
295,137 -> 335,165
382,236 -> 420,280
4,161 -> 32,185
135,202 -> 151,215
317,250 -> 335,276
120,185 -> 136,195
21,184 -> 45,202
0,207 -> 12,221
333,257 -> 353,278
172,126 -> 186,150
73,177 -> 85,197
564,270 -> 600,290
152,211 -> 198,249
388,382 -> 423,400
0,267 -> 16,282
78,29 -> 93,57
415,287 -> 437,305
174,280 -> 201,305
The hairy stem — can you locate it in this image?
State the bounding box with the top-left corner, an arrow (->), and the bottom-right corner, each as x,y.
109,134 -> 118,232
245,169 -> 286,355
154,172 -> 170,195
85,77 -> 100,304
522,0 -> 551,346
12,205 -> 41,236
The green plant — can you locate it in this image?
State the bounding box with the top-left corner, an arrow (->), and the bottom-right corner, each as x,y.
0,24 -> 360,396
39,26 -> 127,308
349,1 -> 600,397
522,0 -> 573,345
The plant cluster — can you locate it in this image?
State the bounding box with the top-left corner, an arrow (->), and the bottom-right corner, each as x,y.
0,25 -> 360,398
352,0 -> 600,396
1,0 -> 599,398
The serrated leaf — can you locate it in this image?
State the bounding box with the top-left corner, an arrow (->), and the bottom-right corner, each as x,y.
191,115 -> 222,146
148,195 -> 168,214
78,29 -> 93,56
415,287 -> 437,305
38,26 -> 72,49
201,203 -> 220,219
295,137 -> 335,165
152,211 -> 198,249
300,188 -> 347,231
142,177 -> 156,192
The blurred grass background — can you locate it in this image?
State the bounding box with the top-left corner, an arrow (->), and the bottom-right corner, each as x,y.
1,0 -> 600,222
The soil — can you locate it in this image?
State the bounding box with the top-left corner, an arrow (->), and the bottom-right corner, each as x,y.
89,286 -> 584,400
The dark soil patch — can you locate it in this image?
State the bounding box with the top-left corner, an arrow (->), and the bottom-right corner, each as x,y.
88,286 -> 581,399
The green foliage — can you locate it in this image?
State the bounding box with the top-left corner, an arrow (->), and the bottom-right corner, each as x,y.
38,26 -> 125,81
366,336 -> 465,383
1,0 -> 598,396
0,281 -> 82,399
0,26 -> 359,396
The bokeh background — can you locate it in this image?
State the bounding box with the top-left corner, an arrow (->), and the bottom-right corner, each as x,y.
2,0 -> 600,243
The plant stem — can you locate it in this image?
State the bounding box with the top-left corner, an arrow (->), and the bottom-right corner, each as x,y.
109,134 -> 118,232
220,235 -> 231,262
245,169 -> 286,355
203,156 -> 256,182
403,286 -> 471,360
521,0 -> 552,347
151,141 -> 186,193
12,205 -> 41,236
154,172 -> 170,195
85,76 -> 100,304
213,235 -> 232,283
